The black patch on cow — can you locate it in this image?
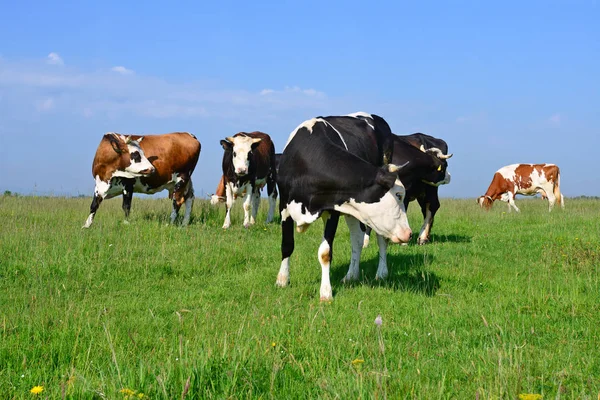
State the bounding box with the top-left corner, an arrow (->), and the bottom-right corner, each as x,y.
130,151 -> 142,163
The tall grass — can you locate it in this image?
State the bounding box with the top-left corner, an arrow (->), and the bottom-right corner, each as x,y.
0,195 -> 599,398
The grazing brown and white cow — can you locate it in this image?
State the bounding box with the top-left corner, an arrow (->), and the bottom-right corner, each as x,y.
218,131 -> 277,229
477,163 -> 564,212
83,132 -> 201,228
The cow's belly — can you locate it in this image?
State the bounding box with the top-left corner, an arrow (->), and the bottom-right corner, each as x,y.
515,186 -> 537,196
133,174 -> 177,194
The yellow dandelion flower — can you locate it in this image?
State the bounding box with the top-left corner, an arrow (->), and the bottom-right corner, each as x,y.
271,342 -> 276,348
518,394 -> 542,400
137,394 -> 145,399
30,386 -> 44,394
120,388 -> 136,396
351,358 -> 364,366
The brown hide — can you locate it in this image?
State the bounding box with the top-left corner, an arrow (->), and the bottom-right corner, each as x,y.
92,132 -> 201,187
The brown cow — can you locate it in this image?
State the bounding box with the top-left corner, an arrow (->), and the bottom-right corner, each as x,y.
477,163 -> 564,212
218,131 -> 277,229
83,132 -> 201,228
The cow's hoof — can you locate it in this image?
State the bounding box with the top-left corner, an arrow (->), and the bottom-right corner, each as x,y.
222,224 -> 230,229
341,275 -> 359,284
320,296 -> 333,303
275,274 -> 289,287
417,239 -> 429,245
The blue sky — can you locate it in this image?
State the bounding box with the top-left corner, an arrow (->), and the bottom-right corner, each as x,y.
1,1 -> 599,198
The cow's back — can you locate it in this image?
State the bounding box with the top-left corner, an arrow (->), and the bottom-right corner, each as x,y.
137,132 -> 201,186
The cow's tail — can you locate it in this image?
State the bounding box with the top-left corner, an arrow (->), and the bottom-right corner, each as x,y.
554,167 -> 564,208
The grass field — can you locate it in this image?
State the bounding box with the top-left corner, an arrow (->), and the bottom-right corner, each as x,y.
0,194 -> 599,399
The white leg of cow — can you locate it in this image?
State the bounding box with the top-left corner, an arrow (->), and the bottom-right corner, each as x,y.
276,257 -> 290,287
561,194 -> 565,209
182,193 -> 194,226
508,193 -> 520,212
539,183 -> 556,211
266,191 -> 277,224
375,234 -> 389,280
418,205 -> 433,245
223,183 -> 235,229
82,179 -> 110,228
342,215 -> 364,283
242,188 -> 254,228
363,232 -> 370,248
251,189 -> 260,225
318,239 -> 333,301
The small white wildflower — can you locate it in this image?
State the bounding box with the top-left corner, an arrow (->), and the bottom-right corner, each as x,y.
374,315 -> 383,326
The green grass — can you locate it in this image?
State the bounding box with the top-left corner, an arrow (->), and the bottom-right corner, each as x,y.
1,195 -> 599,399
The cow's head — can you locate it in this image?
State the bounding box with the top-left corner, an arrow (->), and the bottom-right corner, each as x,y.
421,147 -> 452,186
220,135 -> 261,176
106,133 -> 155,178
477,195 -> 494,210
340,163 -> 412,244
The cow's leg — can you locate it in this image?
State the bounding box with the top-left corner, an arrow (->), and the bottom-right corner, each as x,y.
251,187 -> 260,225
507,192 -> 520,212
182,181 -> 194,226
375,234 -> 389,280
121,179 -> 135,224
319,212 -> 340,301
83,194 -> 103,228
266,177 -> 278,224
417,192 -> 440,245
82,179 -> 112,228
242,185 -> 254,228
342,215 -> 364,283
223,183 -> 235,229
276,209 -> 295,287
170,174 -> 191,224
362,225 -> 372,248
543,185 -> 557,211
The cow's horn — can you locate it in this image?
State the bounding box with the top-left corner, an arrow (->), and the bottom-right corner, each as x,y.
388,161 -> 409,173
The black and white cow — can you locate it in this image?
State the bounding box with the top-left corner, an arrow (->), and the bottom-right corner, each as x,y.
83,132 -> 201,228
275,112 -> 412,301
218,131 -> 278,229
355,133 -> 452,281
363,132 -> 452,247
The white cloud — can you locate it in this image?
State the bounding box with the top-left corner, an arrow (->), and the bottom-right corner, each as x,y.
0,56 -> 331,121
36,97 -> 55,111
47,52 -> 64,65
548,113 -> 561,124
111,66 -> 134,75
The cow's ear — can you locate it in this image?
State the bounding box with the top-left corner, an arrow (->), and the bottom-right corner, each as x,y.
375,166 -> 397,190
251,138 -> 262,150
220,139 -> 233,151
105,133 -> 124,154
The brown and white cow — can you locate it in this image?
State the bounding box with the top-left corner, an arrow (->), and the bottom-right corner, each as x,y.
83,132 -> 201,228
218,131 -> 277,229
477,163 -> 564,212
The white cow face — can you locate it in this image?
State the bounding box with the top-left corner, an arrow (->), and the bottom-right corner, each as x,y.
108,135 -> 155,178
334,174 -> 412,244
221,136 -> 261,176
124,139 -> 155,176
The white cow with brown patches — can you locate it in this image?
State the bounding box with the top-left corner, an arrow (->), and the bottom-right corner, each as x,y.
83,132 -> 201,228
477,163 -> 564,212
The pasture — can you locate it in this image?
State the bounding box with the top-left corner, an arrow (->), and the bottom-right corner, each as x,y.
0,195 -> 599,399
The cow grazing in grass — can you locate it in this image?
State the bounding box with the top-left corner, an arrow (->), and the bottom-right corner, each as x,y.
218,132 -> 277,229
363,132 -> 452,248
477,163 -> 564,212
83,132 -> 201,228
357,133 -> 452,281
275,112 -> 412,301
